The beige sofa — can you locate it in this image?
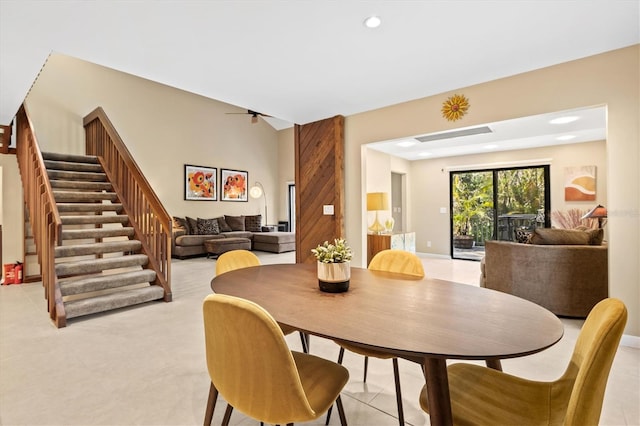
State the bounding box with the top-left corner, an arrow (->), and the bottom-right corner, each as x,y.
480,233 -> 608,318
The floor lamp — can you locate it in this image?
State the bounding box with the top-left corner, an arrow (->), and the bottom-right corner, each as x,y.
249,182 -> 267,226
367,192 -> 389,234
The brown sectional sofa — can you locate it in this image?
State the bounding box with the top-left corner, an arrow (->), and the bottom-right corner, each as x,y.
171,215 -> 295,259
480,228 -> 608,318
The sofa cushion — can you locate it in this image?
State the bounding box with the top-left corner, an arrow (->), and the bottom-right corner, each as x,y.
173,216 -> 191,234
245,214 -> 262,232
186,216 -> 198,235
225,215 -> 245,231
529,228 -> 594,245
197,218 -> 220,235
175,234 -> 223,247
216,216 -> 232,232
220,231 -> 253,239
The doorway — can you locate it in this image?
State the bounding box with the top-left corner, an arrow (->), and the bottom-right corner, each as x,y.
451,165 -> 550,260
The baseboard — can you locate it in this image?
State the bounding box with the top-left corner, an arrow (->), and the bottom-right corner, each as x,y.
416,251 -> 451,259
621,333 -> 640,348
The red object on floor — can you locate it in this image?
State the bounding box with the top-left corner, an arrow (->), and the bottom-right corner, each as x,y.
3,263 -> 15,285
13,263 -> 23,284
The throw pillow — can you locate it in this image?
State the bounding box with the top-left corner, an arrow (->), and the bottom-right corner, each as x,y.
186,217 -> 198,235
225,215 -> 245,231
216,216 -> 232,232
514,228 -> 532,244
529,228 -> 591,245
588,228 -> 604,245
197,218 -> 220,235
245,214 -> 262,232
172,216 -> 190,234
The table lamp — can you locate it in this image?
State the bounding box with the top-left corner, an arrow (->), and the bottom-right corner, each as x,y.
367,192 -> 389,234
249,182 -> 267,226
581,204 -> 607,228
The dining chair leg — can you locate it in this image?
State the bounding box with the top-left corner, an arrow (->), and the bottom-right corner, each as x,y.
204,382 -> 218,426
392,358 -> 404,426
299,331 -> 309,353
221,404 -> 233,426
336,395 -> 348,426
363,356 -> 369,382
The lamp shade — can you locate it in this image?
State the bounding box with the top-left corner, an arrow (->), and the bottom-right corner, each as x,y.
581,204 -> 607,219
367,192 -> 389,211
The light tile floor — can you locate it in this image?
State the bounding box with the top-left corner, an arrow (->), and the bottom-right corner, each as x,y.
1,252 -> 638,425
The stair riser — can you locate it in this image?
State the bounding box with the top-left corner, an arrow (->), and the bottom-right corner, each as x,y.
58,204 -> 123,213
50,180 -> 112,191
61,215 -> 130,225
54,194 -> 118,203
48,170 -> 107,182
42,152 -> 99,164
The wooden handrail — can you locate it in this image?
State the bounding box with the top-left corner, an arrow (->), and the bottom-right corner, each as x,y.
83,107 -> 172,300
15,104 -> 66,327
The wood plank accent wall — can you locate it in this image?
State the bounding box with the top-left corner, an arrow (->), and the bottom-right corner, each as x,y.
295,115 -> 345,264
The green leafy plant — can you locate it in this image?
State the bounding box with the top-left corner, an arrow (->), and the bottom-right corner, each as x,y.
311,238 -> 353,263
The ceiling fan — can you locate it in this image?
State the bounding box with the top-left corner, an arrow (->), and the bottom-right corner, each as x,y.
226,109 -> 271,124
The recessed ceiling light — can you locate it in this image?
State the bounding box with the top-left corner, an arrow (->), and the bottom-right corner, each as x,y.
484,144 -> 498,149
364,15 -> 381,28
550,116 -> 580,124
557,135 -> 576,141
397,141 -> 416,148
418,152 -> 432,157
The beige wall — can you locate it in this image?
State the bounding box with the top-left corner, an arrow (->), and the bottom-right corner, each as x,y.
408,140 -> 607,254
346,45 -> 639,337
23,54 -> 282,222
0,155 -> 23,268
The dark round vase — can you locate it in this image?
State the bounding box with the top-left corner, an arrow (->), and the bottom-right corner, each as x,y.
318,280 -> 350,293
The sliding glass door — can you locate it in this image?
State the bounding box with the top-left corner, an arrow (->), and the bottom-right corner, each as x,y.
451,165 -> 550,260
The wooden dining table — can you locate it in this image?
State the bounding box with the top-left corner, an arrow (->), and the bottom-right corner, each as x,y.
210,263 -> 564,426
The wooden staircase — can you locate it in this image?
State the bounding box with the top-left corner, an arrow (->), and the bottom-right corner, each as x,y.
15,104 -> 172,327
43,152 -> 165,319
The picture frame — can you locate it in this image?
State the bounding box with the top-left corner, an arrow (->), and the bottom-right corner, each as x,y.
220,168 -> 248,202
184,164 -> 217,201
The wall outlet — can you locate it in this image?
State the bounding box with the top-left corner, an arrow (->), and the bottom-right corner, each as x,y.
427,241 -> 432,247
440,207 -> 447,214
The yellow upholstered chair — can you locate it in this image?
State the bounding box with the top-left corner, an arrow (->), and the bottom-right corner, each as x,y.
203,294 -> 349,426
419,297 -> 627,426
330,249 -> 425,425
215,249 -> 261,276
215,249 -> 309,353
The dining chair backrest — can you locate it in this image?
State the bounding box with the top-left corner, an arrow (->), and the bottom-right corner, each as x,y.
561,297 -> 627,425
368,249 -> 425,278
215,249 -> 260,276
202,294 -> 317,424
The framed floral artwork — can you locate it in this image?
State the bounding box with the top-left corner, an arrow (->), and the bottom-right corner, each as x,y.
220,168 -> 248,201
184,164 -> 217,201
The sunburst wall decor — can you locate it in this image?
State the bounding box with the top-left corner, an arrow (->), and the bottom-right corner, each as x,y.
441,94 -> 469,121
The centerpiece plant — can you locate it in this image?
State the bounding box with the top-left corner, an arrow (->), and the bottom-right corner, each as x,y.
311,238 -> 352,293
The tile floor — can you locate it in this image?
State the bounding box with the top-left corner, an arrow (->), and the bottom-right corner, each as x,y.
1,252 -> 638,425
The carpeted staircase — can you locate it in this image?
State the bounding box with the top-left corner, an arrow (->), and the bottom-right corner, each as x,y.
43,152 -> 165,320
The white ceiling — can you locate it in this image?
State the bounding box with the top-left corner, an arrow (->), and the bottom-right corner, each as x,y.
367,105 -> 607,160
1,1 -> 638,145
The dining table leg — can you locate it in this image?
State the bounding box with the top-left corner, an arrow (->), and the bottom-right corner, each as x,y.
423,357 -> 453,426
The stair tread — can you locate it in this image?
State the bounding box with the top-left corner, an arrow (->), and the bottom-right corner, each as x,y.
50,180 -> 112,191
55,240 -> 142,258
42,152 -> 99,163
48,170 -> 107,181
64,285 -> 164,319
55,254 -> 148,276
59,269 -> 157,296
58,203 -> 123,212
44,160 -> 103,173
61,227 -> 134,239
